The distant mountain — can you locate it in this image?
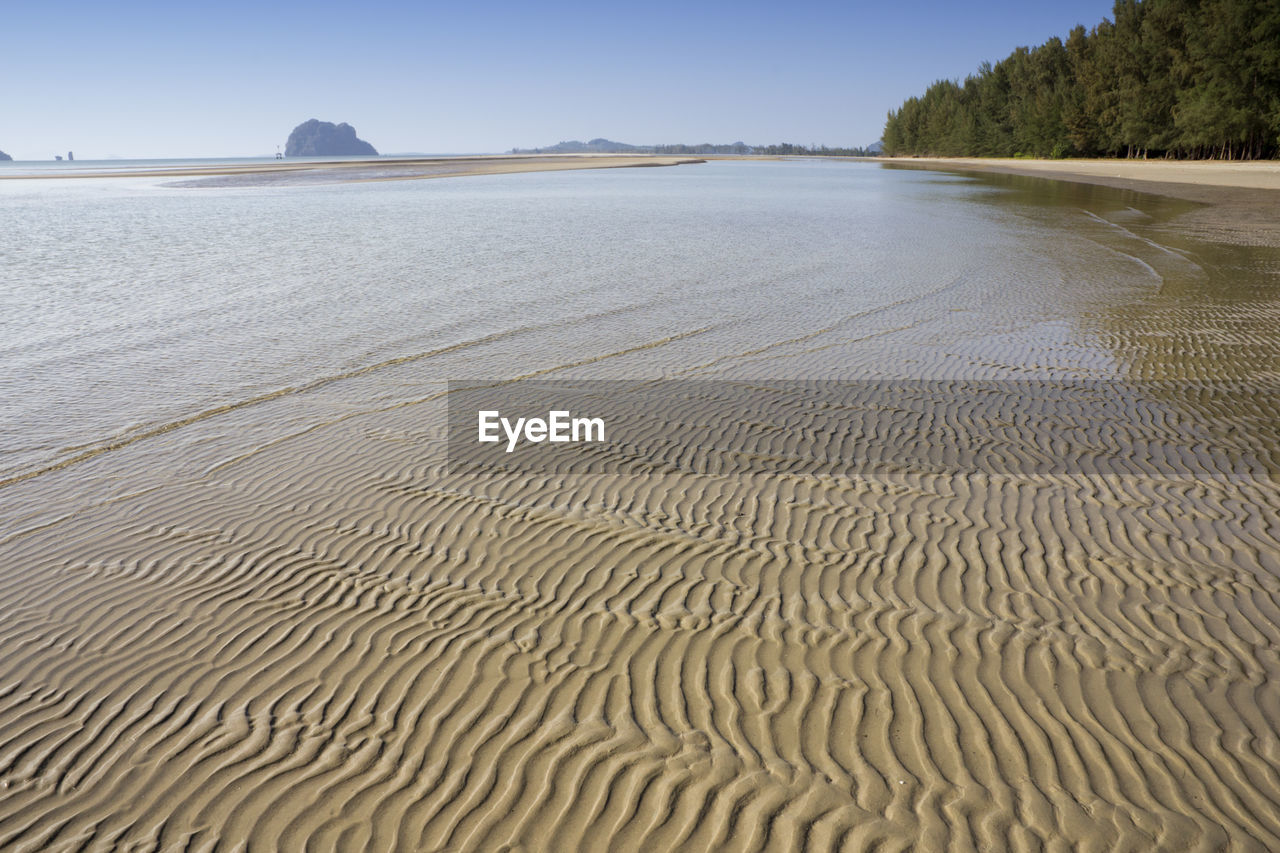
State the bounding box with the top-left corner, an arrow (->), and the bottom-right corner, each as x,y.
866,141 -> 884,154
511,138 -> 643,154
284,120 -> 378,157
0,149 -> 11,162
510,138 -> 876,157
512,138 -> 755,155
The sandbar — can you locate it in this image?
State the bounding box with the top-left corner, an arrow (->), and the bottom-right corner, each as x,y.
0,154 -> 706,186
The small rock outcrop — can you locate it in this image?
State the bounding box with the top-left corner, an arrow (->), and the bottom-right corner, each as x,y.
0,150 -> 12,161
284,120 -> 378,157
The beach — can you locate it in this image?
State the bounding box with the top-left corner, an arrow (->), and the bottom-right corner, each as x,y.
0,154 -> 706,186
1,158 -> 1279,850
876,156 -> 1280,246
874,156 -> 1280,191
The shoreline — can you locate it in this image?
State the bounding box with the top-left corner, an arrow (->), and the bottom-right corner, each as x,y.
870,156 -> 1280,193
872,156 -> 1280,245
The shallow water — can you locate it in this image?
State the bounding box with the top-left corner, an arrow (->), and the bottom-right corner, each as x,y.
2,160 -> 1280,851
5,160 -> 1274,484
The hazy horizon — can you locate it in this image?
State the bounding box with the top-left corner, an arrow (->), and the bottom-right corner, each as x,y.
3,0 -> 1117,160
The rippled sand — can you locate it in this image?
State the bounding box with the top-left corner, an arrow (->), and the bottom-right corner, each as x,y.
2,164 -> 1280,851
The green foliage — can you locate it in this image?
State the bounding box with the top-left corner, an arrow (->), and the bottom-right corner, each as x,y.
883,0 -> 1280,160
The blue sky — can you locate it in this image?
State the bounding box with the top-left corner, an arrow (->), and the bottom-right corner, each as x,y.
2,1 -> 1119,159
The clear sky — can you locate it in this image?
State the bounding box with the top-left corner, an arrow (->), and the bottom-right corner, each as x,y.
1,0 -> 1120,159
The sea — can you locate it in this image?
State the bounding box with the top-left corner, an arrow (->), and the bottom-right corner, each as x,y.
6,157 -> 1274,488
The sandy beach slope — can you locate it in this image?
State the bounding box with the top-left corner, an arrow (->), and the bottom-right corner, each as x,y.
873,156 -> 1280,191
875,156 -> 1280,246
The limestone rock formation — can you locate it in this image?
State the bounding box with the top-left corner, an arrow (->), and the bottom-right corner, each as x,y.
284,120 -> 378,157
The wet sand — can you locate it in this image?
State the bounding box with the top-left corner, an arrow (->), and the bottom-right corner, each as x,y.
878,156 -> 1280,246
2,162 -> 1280,851
0,154 -> 706,186
875,156 -> 1280,191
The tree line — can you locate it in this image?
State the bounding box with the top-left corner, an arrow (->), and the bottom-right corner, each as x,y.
746,143 -> 878,156
511,139 -> 878,157
652,143 -> 877,156
883,0 -> 1280,160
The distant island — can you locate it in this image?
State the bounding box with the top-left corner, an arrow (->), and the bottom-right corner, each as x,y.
511,138 -> 881,157
285,120 -> 378,157
0,150 -> 11,162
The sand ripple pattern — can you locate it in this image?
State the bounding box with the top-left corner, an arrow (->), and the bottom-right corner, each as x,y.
3,164 -> 1280,851
2,390 -> 1280,850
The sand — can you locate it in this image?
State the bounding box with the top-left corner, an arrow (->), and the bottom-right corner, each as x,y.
2,158 -> 1280,851
876,156 -> 1280,246
5,384 -> 1280,851
0,154 -> 706,185
874,156 -> 1280,191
